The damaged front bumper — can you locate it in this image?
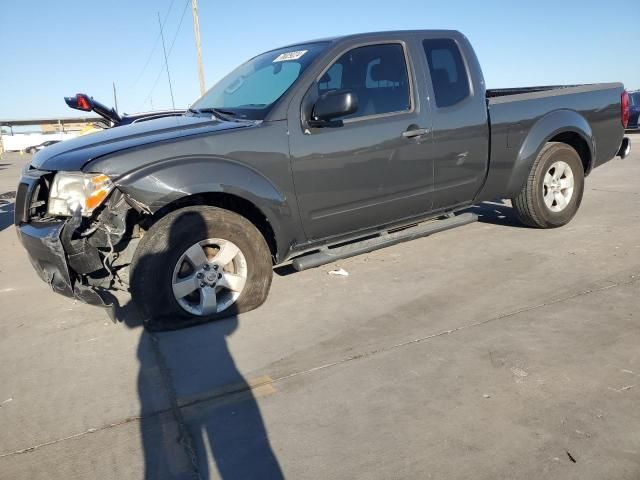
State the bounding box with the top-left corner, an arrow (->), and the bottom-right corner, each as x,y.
16,220 -> 109,306
14,168 -> 121,307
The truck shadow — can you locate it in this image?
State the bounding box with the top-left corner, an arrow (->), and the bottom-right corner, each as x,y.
464,199 -> 528,228
104,210 -> 283,479
274,199 -> 527,277
0,199 -> 15,232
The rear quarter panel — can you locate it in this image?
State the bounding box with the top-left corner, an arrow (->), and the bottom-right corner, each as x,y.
479,83 -> 624,200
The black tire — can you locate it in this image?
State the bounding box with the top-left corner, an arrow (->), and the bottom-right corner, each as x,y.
511,142 -> 585,228
130,206 -> 273,331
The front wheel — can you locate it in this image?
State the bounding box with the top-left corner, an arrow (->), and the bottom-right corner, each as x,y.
511,142 -> 585,228
130,206 -> 273,330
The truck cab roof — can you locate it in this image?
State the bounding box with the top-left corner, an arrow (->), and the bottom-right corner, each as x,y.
279,29 -> 465,49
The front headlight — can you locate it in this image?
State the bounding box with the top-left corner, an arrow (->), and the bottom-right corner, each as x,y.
48,172 -> 114,217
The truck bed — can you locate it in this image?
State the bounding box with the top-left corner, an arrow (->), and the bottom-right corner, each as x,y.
486,85 -> 582,98
486,83 -> 618,102
479,82 -> 625,201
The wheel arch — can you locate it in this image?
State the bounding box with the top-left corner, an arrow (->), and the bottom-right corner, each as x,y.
547,131 -> 593,175
150,192 -> 279,262
114,157 -> 298,264
507,110 -> 594,196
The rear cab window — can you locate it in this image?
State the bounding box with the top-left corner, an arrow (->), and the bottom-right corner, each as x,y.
422,38 -> 470,108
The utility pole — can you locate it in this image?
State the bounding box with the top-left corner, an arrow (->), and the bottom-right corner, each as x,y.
157,11 -> 176,110
112,81 -> 119,114
191,0 -> 206,95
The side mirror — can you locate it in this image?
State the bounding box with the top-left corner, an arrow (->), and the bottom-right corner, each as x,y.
310,90 -> 358,127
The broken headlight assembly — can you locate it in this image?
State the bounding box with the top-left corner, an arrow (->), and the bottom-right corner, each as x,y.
48,172 -> 114,217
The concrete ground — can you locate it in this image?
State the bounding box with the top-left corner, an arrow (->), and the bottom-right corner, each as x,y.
0,144 -> 639,480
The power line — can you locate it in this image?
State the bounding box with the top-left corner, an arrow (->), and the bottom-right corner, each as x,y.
130,0 -> 177,88
140,0 -> 190,110
157,11 -> 176,110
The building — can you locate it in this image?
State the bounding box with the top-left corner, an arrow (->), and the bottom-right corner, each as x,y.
0,116 -> 106,152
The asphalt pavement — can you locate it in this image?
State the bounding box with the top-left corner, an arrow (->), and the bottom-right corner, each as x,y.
0,145 -> 639,479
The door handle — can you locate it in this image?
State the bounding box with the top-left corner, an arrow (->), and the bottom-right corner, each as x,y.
402,128 -> 430,139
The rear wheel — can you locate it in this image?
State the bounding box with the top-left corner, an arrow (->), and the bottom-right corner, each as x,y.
131,206 -> 273,330
511,142 -> 585,228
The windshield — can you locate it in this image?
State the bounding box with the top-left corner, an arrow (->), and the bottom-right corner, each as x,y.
630,92 -> 640,106
190,42 -> 329,120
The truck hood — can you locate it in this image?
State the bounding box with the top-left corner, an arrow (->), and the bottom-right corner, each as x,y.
31,115 -> 251,172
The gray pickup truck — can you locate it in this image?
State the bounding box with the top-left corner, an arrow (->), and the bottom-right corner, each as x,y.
15,30 -> 631,329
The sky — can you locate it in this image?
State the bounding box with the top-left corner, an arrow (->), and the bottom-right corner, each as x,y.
0,0 -> 638,120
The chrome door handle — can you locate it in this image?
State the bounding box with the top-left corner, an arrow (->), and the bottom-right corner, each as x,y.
402,128 -> 430,138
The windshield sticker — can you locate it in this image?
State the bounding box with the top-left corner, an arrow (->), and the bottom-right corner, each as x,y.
273,50 -> 307,62
224,76 -> 245,94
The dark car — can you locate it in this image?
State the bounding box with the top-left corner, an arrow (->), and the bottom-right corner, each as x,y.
15,30 -> 631,330
627,90 -> 640,130
65,93 -> 185,128
26,140 -> 61,154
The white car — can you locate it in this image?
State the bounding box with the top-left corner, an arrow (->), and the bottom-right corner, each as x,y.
26,140 -> 60,154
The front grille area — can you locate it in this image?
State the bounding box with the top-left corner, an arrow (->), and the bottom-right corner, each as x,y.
14,171 -> 53,225
14,183 -> 29,225
28,175 -> 50,219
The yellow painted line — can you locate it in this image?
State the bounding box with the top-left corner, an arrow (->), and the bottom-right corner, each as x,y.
251,382 -> 277,398
246,375 -> 275,390
178,375 -> 277,409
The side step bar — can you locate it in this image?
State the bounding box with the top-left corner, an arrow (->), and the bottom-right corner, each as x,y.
292,212 -> 478,272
